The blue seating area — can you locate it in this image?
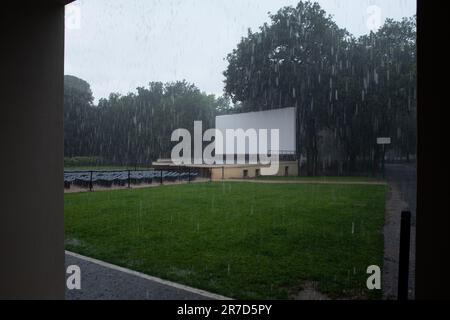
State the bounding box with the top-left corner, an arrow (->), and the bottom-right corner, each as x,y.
64,170 -> 199,189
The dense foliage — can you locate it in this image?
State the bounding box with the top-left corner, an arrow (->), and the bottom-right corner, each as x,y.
64,1 -> 416,174
224,2 -> 416,175
64,78 -> 220,166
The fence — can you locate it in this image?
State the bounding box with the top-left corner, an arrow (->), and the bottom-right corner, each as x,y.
64,167 -> 210,191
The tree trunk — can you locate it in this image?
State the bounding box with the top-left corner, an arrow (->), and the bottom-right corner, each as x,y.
349,153 -> 357,174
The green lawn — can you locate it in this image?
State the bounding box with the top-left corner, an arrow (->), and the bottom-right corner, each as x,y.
65,182 -> 386,299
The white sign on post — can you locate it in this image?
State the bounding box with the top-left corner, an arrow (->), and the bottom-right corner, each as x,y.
377,137 -> 391,145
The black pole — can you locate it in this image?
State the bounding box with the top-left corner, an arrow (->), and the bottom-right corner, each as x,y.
160,170 -> 163,185
89,171 -> 93,191
127,170 -> 130,188
398,211 -> 411,300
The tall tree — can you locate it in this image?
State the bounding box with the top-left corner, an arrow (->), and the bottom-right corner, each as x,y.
64,75 -> 96,157
224,1 -> 349,175
223,1 -> 416,175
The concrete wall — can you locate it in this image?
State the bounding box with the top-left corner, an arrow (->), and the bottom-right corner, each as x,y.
0,3 -> 67,299
211,161 -> 299,180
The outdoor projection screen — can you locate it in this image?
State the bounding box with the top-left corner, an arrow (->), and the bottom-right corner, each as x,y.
215,107 -> 296,155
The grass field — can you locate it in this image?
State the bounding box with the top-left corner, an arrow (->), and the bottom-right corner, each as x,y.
255,175 -> 383,183
65,182 -> 386,299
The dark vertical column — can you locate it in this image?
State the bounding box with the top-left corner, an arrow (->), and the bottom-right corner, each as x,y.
398,211 -> 411,300
0,2 -> 67,299
415,0 -> 450,299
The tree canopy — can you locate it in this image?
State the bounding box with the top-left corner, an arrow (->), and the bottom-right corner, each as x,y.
64,78 -> 220,166
223,2 -> 416,175
64,1 -> 416,175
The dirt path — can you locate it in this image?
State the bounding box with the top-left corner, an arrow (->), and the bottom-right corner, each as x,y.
65,178 -> 385,194
221,179 -> 387,186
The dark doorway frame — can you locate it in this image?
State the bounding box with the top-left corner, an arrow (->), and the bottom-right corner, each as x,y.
1,0 -> 449,300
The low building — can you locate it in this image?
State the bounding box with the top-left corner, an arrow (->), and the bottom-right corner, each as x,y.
152,159 -> 299,180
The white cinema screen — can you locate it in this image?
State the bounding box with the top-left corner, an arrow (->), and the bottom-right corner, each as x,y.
215,107 -> 296,155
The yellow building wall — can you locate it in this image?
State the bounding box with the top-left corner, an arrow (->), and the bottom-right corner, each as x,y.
211,161 -> 298,180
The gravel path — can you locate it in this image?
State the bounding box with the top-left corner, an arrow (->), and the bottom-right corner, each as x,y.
383,163 -> 416,300
65,251 -> 230,300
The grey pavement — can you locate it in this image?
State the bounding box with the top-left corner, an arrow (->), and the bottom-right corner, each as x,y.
65,252 -> 228,300
383,163 -> 416,300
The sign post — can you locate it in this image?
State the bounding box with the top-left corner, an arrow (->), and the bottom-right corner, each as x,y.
377,137 -> 391,178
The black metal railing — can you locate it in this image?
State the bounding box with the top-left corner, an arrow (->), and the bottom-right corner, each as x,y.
64,168 -> 207,191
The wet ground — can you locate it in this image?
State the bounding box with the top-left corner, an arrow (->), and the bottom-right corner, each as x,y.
383,163 -> 416,300
65,251 -> 229,300
65,165 -> 416,300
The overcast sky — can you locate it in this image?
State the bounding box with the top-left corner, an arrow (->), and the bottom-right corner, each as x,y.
65,0 -> 416,103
